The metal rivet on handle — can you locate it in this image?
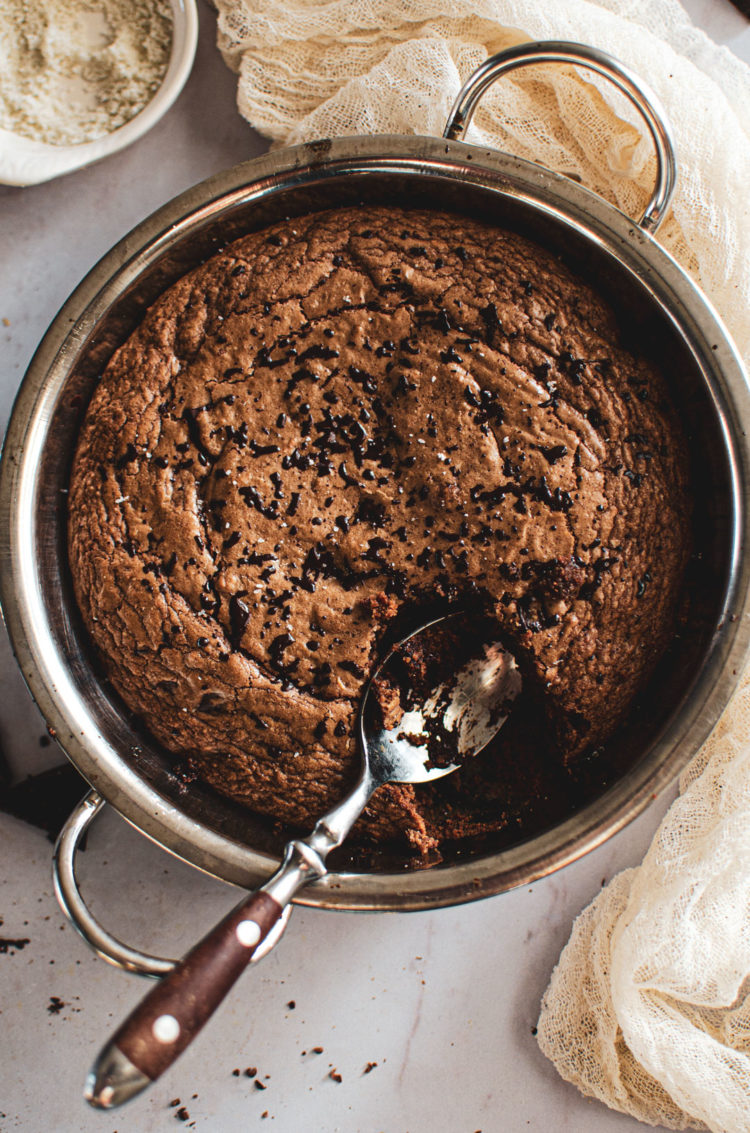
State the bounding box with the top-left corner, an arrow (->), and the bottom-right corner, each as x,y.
236,920 -> 261,948
152,1014 -> 181,1043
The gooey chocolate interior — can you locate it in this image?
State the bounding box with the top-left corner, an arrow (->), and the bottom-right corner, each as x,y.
68,206 -> 690,856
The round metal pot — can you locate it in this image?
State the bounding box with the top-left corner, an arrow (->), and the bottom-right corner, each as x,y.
2,43 -> 750,974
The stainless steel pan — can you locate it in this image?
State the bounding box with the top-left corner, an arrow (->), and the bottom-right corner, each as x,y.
2,43 -> 749,979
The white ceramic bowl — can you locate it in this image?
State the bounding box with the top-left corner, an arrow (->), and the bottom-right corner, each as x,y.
0,0 -> 198,187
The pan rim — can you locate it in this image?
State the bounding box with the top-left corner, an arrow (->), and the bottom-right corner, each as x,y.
2,133 -> 749,910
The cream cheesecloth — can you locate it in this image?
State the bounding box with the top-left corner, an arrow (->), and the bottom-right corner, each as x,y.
212,2 -> 750,1128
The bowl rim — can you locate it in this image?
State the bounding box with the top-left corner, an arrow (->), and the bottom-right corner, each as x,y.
2,133 -> 750,910
0,0 -> 199,187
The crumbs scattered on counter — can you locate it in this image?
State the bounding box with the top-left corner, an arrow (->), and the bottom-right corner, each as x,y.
0,937 -> 30,955
244,1067 -> 257,1078
47,996 -> 66,1014
254,1081 -> 267,1092
286,1000 -> 296,1009
328,1069 -> 342,1084
363,1061 -> 378,1074
168,1097 -> 197,1128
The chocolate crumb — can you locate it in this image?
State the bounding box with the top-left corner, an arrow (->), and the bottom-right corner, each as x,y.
0,937 -> 30,956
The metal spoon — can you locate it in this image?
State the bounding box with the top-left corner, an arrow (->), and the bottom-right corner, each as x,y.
85,612 -> 521,1109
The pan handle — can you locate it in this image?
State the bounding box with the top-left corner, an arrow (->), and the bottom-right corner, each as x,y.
53,789 -> 289,979
443,40 -> 677,234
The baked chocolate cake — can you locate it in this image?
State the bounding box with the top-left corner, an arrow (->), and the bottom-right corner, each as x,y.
68,206 -> 690,855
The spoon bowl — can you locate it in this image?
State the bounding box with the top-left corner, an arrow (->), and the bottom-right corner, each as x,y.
360,613 -> 522,784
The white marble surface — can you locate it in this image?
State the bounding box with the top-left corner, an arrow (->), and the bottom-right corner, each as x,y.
1,3 -> 748,1130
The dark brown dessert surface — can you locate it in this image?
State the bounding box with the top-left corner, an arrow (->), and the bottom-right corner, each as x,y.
68,206 -> 690,855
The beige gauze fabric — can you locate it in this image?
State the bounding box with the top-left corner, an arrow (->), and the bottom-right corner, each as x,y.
212,1 -> 750,1128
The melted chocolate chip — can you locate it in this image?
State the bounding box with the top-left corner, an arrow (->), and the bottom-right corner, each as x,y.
229,595 -> 250,649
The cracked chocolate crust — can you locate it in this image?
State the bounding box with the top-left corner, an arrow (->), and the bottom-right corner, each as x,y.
68,206 -> 690,855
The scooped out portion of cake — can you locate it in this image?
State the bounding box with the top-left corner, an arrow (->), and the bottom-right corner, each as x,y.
68,206 -> 690,857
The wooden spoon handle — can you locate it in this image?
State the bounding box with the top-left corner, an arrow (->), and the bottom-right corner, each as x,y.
86,825 -> 359,1108
86,890 -> 282,1106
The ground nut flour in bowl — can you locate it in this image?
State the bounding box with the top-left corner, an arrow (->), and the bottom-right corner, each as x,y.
67,205 -> 691,859
0,0 -> 172,145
